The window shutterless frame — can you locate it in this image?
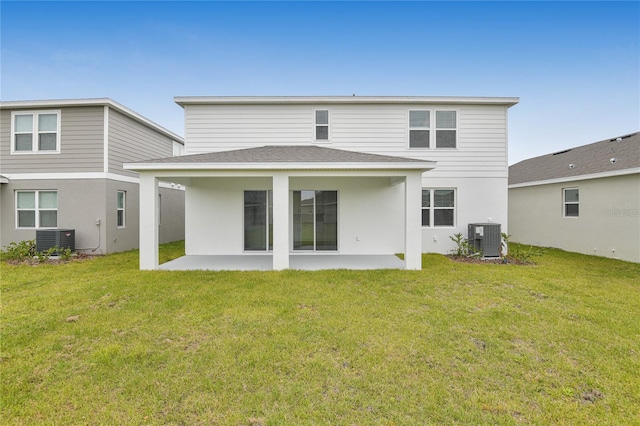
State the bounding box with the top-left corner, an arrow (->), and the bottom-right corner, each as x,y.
15,190 -> 58,229
10,110 -> 61,154
408,109 -> 458,149
314,109 -> 330,142
563,188 -> 579,218
117,191 -> 126,228
421,188 -> 456,227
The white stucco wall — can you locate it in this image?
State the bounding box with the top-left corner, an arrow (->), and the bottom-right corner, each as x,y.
185,176 -> 406,256
508,173 -> 640,263
421,176 -> 508,254
183,173 -> 508,257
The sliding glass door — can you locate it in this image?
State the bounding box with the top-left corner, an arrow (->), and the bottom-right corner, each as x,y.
244,191 -> 272,251
293,190 -> 338,251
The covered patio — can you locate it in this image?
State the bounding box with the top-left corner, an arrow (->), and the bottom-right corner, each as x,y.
125,145 -> 435,271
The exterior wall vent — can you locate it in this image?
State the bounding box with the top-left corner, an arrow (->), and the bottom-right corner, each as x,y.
468,223 -> 501,257
36,229 -> 75,253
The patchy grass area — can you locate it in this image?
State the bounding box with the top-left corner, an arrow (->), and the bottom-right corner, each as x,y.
2,242 -> 639,424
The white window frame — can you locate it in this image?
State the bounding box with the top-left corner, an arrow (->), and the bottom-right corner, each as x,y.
15,190 -> 58,229
563,187 -> 579,218
435,110 -> 458,149
408,109 -> 458,150
314,109 -> 330,142
408,110 -> 430,149
11,110 -> 61,154
117,191 -> 126,228
421,188 -> 456,228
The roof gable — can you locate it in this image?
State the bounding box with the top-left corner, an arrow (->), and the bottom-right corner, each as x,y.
509,132 -> 640,185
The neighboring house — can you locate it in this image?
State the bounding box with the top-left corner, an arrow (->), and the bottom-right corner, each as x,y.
508,132 -> 640,263
126,96 -> 519,270
0,98 -> 185,254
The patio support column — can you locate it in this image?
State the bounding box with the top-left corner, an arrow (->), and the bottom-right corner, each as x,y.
272,173 -> 290,270
139,172 -> 159,270
404,172 -> 423,270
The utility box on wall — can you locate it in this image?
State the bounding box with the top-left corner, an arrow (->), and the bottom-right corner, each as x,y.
468,223 -> 501,257
36,229 -> 75,253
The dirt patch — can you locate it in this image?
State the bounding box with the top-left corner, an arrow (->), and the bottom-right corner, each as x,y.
581,389 -> 604,403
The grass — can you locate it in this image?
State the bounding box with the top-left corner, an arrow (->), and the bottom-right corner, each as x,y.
1,241 -> 639,425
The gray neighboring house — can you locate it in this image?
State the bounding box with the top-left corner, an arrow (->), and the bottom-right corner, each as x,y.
0,98 -> 185,254
508,132 -> 639,263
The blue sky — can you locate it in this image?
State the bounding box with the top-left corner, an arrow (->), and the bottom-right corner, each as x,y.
1,1 -> 638,164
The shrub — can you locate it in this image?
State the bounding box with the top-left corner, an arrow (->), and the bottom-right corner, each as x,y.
1,240 -> 37,261
449,233 -> 482,257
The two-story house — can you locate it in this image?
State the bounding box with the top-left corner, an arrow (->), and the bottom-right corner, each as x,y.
126,96 -> 518,270
0,98 -> 185,254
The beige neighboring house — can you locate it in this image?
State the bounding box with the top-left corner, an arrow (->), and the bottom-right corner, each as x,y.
0,98 -> 185,254
508,132 -> 640,263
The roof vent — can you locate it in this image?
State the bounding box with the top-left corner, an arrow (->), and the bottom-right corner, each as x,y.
553,149 -> 572,156
610,158 -> 617,164
615,137 -> 622,142
569,163 -> 576,169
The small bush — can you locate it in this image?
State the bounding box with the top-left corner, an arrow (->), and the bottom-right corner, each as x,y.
57,247 -> 73,261
2,240 -> 75,263
1,240 -> 37,261
449,233 -> 482,257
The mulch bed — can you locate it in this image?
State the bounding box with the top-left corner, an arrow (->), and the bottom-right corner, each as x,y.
446,255 -> 530,265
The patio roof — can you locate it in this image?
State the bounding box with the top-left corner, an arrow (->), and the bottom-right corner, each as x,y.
126,145 -> 436,171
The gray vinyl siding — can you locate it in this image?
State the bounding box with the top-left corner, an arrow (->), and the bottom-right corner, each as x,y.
108,109 -> 174,177
0,107 -> 104,174
183,103 -> 510,178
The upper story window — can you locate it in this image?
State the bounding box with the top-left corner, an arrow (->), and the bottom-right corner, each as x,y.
11,111 -> 61,154
16,190 -> 58,228
409,110 -> 430,148
563,188 -> 579,217
435,111 -> 457,148
409,109 -> 457,149
315,109 -> 329,141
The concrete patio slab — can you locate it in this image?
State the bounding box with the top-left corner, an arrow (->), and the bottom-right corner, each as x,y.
158,254 -> 405,271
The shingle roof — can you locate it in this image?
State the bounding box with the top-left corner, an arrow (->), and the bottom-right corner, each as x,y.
137,145 -> 429,164
509,132 -> 640,185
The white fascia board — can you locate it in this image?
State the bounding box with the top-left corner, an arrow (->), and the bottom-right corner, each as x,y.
174,96 -> 520,108
1,98 -> 184,143
508,167 -> 640,188
124,161 -> 436,172
4,172 -> 140,184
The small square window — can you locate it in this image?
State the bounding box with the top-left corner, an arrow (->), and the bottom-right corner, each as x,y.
422,188 -> 455,227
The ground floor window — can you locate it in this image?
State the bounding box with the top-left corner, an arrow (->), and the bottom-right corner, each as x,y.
244,190 -> 273,251
117,191 -> 126,227
16,190 -> 57,228
293,190 -> 338,251
422,188 -> 455,227
563,188 -> 579,217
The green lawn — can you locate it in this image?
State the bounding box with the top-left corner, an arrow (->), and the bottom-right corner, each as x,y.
2,242 -> 639,425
